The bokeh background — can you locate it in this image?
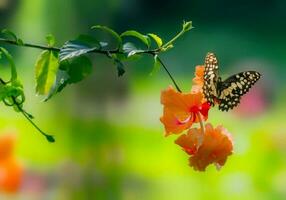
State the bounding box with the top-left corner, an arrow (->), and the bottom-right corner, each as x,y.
0,0 -> 285,199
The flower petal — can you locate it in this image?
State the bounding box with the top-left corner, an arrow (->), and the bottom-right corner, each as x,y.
175,128 -> 203,155
190,124 -> 233,171
160,86 -> 209,135
160,108 -> 192,136
0,134 -> 15,161
191,65 -> 205,93
161,86 -> 189,112
176,123 -> 233,171
161,86 -> 205,112
0,158 -> 23,193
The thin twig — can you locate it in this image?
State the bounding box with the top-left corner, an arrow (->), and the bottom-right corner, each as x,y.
0,38 -> 60,51
11,97 -> 55,142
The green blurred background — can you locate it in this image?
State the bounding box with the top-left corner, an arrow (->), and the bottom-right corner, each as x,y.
0,0 -> 285,199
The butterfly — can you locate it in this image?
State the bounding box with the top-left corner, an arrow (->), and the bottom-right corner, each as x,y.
202,52 -> 261,111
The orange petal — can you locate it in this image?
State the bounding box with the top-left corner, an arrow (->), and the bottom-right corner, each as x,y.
0,158 -> 23,193
160,86 -> 207,136
0,134 -> 15,161
175,128 -> 203,155
189,124 -> 233,171
161,86 -> 189,111
175,123 -> 233,171
161,86 -> 204,113
160,108 -> 192,136
191,85 -> 202,94
192,65 -> 205,91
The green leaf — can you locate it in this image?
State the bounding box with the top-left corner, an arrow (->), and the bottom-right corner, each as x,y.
0,47 -> 17,81
43,69 -> 69,101
150,55 -> 161,76
66,56 -> 93,83
59,35 -> 102,62
0,85 -> 22,102
121,30 -> 151,48
115,60 -> 125,76
44,56 -> 92,101
2,29 -> 17,41
91,25 -> 122,48
1,29 -> 23,45
59,41 -> 95,62
109,54 -> 126,76
45,135 -> 55,143
0,47 -> 25,110
17,39 -> 24,46
35,50 -> 59,95
122,42 -> 144,57
148,33 -> 163,47
161,44 -> 174,52
182,21 -> 193,32
46,34 -> 56,47
76,34 -> 101,47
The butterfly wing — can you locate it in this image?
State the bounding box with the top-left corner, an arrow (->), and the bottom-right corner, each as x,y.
203,52 -> 219,106
217,71 -> 261,111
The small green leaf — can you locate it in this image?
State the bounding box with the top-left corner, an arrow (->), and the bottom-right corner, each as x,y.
121,30 -> 151,48
59,41 -> 96,62
127,50 -> 144,57
183,21 -> 193,32
122,42 -> 136,53
115,60 -> 125,76
67,56 -> 93,83
109,54 -> 126,76
45,135 -> 55,143
76,34 -> 101,47
0,85 -> 22,102
122,43 -> 144,57
46,34 -> 56,47
17,38 -> 24,46
0,47 -> 17,81
43,69 -> 69,101
91,25 -> 122,48
59,35 -> 101,62
2,29 -> 17,41
0,48 -> 24,108
44,56 -> 92,101
161,44 -> 174,52
1,29 -> 24,45
150,55 -> 161,76
148,33 -> 163,47
35,50 -> 59,95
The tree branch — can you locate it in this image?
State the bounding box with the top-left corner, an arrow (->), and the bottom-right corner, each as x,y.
0,38 -> 182,92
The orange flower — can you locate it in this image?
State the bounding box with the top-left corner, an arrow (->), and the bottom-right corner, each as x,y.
191,65 -> 205,93
0,135 -> 15,161
175,123 -> 233,171
0,157 -> 23,193
0,133 -> 23,193
160,86 -> 210,136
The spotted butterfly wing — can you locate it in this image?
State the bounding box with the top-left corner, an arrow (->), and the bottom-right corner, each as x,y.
217,71 -> 261,111
203,52 -> 261,111
203,53 -> 219,106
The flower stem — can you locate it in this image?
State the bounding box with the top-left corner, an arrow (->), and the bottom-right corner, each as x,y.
156,56 -> 182,92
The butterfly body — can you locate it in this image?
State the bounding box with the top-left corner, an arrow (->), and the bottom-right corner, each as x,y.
203,52 -> 261,111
